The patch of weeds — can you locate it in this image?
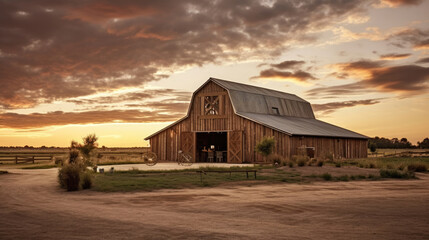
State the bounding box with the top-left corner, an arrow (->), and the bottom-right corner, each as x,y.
335,162 -> 341,168
81,171 -> 93,189
321,173 -> 332,181
337,175 -> 349,181
357,175 -> 366,179
350,175 -> 356,180
407,164 -> 427,172
379,169 -> 415,179
369,163 -> 376,168
358,164 -> 364,168
317,160 -> 324,167
288,162 -> 294,168
0,170 -> 8,174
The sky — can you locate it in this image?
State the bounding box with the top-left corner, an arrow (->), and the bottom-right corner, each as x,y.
0,0 -> 428,147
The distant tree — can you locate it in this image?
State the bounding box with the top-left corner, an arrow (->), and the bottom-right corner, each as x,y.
369,143 -> 377,153
417,138 -> 429,149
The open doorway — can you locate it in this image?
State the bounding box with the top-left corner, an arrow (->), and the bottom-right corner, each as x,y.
196,132 -> 227,163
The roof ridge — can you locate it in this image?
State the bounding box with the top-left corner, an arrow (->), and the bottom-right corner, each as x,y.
210,77 -> 305,102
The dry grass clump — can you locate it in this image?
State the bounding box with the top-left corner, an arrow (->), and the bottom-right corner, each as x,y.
267,154 -> 285,166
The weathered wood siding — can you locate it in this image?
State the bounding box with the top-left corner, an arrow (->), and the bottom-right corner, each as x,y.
289,136 -> 368,159
149,81 -> 367,162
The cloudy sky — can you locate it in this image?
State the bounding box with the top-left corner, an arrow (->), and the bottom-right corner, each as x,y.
1,0 -> 428,147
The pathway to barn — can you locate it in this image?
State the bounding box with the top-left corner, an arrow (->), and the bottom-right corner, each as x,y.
0,166 -> 428,239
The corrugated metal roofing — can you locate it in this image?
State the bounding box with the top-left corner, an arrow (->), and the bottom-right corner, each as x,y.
237,112 -> 368,139
211,78 -> 315,119
211,78 -> 307,102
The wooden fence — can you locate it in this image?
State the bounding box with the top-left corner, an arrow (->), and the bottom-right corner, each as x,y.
0,155 -> 54,164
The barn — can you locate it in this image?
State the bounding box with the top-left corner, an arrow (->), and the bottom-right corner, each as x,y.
145,78 -> 368,163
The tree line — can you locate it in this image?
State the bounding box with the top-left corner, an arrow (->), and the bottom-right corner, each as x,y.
368,137 -> 429,149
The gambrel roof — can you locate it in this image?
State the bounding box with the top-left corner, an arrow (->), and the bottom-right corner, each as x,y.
145,78 -> 368,140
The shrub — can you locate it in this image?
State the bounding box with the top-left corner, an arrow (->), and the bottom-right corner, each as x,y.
322,173 -> 332,181
397,164 -> 405,170
292,155 -> 309,167
288,161 -> 294,168
407,164 -> 427,172
297,158 -> 307,167
81,171 -> 93,189
379,169 -> 415,179
369,163 -> 376,168
324,152 -> 334,162
255,136 -> 276,157
54,157 -> 65,166
69,149 -> 80,164
58,164 -> 81,191
369,143 -> 377,153
267,154 -> 284,166
316,160 -> 324,167
335,162 -> 341,168
337,175 -> 349,181
358,163 -> 364,168
357,175 -> 366,179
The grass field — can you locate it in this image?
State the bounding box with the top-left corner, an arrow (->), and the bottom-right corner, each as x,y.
92,163 -> 419,192
342,157 -> 429,170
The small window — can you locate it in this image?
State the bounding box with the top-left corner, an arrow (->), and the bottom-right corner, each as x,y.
204,96 -> 219,115
272,107 -> 279,115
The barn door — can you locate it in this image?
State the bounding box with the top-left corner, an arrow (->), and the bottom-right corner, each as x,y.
228,131 -> 243,163
180,132 -> 195,160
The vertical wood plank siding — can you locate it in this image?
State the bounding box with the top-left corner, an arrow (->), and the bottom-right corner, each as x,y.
149,81 -> 367,162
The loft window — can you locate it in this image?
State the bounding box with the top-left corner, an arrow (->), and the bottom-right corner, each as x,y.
204,96 -> 219,115
272,107 -> 279,115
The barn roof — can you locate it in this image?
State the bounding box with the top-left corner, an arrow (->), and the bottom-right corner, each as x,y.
145,78 -> 368,140
236,112 -> 368,139
210,78 -> 315,119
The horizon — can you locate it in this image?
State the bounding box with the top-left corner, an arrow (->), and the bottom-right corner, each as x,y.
1,0 -> 428,147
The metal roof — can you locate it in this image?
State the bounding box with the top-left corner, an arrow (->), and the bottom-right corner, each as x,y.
237,112 -> 368,139
211,78 -> 307,102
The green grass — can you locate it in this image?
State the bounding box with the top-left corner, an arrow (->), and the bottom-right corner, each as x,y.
93,166 -> 302,192
21,164 -> 58,169
342,157 -> 429,170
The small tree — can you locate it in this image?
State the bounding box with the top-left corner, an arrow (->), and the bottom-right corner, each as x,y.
78,134 -> 99,167
255,136 -> 276,162
369,143 -> 377,153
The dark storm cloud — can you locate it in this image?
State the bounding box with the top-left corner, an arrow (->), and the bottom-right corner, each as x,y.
252,68 -> 317,82
0,0 -> 370,109
379,53 -> 411,60
381,0 -> 423,6
416,57 -> 429,64
312,99 -> 381,115
0,109 -> 186,129
66,89 -> 191,105
270,60 -> 305,70
387,28 -> 429,49
307,60 -> 429,97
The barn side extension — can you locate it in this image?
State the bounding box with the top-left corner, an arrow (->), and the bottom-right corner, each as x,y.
145,78 -> 368,163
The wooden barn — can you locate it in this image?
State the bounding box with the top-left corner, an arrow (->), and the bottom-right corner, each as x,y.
145,78 -> 368,163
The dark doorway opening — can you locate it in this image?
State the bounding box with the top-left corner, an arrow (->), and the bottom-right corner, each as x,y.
196,132 -> 227,163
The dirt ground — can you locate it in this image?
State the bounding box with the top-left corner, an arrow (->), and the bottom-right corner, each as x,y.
0,166 -> 428,240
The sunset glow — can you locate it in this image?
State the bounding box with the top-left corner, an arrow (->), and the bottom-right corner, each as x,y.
0,0 -> 428,147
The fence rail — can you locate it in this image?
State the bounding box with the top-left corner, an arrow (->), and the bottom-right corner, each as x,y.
0,155 -> 54,164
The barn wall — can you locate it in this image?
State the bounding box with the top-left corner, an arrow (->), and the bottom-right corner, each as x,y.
289,136 -> 368,159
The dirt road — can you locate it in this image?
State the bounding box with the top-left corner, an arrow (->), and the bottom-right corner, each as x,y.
0,168 -> 428,239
